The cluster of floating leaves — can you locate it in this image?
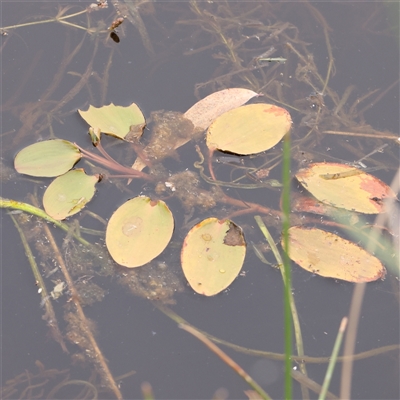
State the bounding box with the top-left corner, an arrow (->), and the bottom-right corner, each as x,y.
13,88 -> 394,293
4,4 -> 398,399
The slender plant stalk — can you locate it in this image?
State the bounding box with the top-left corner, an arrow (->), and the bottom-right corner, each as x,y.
29,196 -> 123,399
281,127 -> 293,399
156,304 -> 399,363
291,370 -> 338,400
180,324 -> 272,400
304,1 -> 335,94
9,213 -> 68,353
76,143 -> 154,181
0,197 -> 91,246
0,9 -> 88,31
319,317 -> 348,400
254,215 -> 309,398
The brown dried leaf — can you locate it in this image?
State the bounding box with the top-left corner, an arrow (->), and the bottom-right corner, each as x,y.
184,88 -> 259,130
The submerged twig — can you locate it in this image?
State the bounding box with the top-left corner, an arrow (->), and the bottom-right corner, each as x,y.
156,304 -> 399,364
357,78 -> 400,117
323,130 -> 399,141
29,196 -> 123,399
180,323 -> 272,400
291,370 -> 339,400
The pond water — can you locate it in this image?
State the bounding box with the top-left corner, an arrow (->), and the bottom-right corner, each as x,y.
1,2 -> 399,399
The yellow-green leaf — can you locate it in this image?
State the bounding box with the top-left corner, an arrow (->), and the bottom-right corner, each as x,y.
284,226 -> 386,283
106,196 -> 174,268
181,218 -> 246,296
78,103 -> 146,139
206,103 -> 292,155
14,139 -> 81,177
43,169 -> 100,220
295,163 -> 396,214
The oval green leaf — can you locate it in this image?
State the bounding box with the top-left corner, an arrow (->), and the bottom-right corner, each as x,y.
43,169 -> 100,220
14,139 -> 81,177
206,103 -> 292,155
295,163 -> 397,214
78,102 -> 146,139
106,196 -> 174,268
284,226 -> 386,283
181,218 -> 246,296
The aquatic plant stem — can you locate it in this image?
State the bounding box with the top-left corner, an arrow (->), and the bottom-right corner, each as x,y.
12,31 -> 97,146
304,2 -> 335,94
281,122 -> 294,400
323,130 -> 399,141
50,38 -> 99,116
194,145 -> 281,189
30,196 -> 123,399
254,216 -> 309,398
292,370 -> 338,400
319,317 -> 347,400
0,197 -> 91,246
156,304 -> 399,363
0,9 -> 88,31
180,324 -> 272,400
9,214 -> 68,353
76,143 -> 154,181
340,283 -> 366,399
253,126 -> 309,399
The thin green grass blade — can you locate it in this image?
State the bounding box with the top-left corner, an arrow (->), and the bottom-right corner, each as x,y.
281,131 -> 293,399
319,317 -> 348,399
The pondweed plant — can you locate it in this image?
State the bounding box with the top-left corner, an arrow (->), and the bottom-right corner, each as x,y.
1,1 -> 399,399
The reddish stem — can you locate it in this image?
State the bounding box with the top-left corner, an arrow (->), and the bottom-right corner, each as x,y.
75,143 -> 154,181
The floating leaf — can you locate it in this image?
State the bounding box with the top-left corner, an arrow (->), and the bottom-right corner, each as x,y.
291,192 -> 361,225
181,218 -> 246,296
43,169 -> 100,220
131,89 -> 259,172
78,103 -> 146,140
14,139 -> 81,177
295,163 -> 396,214
284,226 -> 386,283
106,196 -> 174,268
206,103 -> 292,155
184,88 -> 259,130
